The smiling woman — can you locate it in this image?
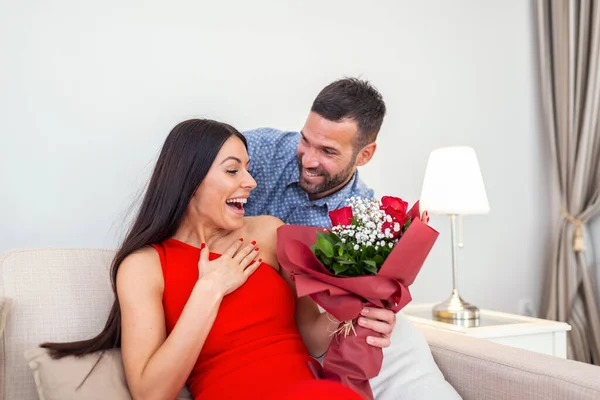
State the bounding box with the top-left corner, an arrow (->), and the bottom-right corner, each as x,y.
38,118 -> 363,400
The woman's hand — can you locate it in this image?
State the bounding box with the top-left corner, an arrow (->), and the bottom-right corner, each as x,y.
198,239 -> 262,296
357,307 -> 397,348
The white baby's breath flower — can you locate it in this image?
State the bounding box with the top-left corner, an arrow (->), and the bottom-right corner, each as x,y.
341,238 -> 346,243
353,244 -> 359,251
388,242 -> 393,248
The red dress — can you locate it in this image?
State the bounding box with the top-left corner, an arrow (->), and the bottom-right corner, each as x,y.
151,238 -> 362,400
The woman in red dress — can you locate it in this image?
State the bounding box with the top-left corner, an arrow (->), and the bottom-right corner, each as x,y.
42,119 -> 396,399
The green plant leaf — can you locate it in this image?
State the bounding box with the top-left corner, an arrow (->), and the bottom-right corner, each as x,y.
329,231 -> 342,243
317,236 -> 334,258
333,263 -> 349,275
365,263 -> 378,274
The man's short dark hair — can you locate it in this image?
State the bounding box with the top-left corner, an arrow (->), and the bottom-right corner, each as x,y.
311,77 -> 386,150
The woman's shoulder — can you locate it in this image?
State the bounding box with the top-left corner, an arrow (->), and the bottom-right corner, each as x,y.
244,215 -> 285,230
117,246 -> 163,290
243,216 -> 284,241
243,216 -> 285,268
121,246 -> 161,267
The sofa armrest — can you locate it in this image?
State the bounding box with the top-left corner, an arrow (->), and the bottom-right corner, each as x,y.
417,325 -> 600,400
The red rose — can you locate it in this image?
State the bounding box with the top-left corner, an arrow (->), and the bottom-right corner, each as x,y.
381,196 -> 409,238
381,196 -> 408,214
329,206 -> 353,227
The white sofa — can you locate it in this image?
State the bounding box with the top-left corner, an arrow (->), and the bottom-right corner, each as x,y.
2,247 -> 600,400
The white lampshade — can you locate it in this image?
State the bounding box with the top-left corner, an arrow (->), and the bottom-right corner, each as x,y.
420,146 -> 490,215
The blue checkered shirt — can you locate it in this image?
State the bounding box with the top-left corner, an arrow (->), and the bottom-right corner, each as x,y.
243,128 -> 374,228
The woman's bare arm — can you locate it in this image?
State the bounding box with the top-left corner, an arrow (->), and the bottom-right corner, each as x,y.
117,248 -> 223,400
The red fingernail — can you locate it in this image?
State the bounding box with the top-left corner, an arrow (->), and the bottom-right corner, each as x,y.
200,243 -> 206,249
251,240 -> 256,245
255,247 -> 259,251
239,238 -> 243,241
258,258 -> 263,263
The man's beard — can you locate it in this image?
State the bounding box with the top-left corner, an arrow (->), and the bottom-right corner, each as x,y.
296,154 -> 357,197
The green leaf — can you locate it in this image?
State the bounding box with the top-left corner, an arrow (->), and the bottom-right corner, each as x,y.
364,259 -> 377,269
317,236 -> 334,258
365,263 -> 378,274
329,231 -> 342,243
333,263 -> 349,275
316,231 -> 328,242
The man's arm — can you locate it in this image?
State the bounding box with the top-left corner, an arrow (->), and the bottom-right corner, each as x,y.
243,128 -> 300,217
242,128 -> 279,216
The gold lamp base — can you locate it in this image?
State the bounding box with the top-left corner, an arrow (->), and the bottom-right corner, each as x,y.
433,290 -> 480,327
432,214 -> 481,328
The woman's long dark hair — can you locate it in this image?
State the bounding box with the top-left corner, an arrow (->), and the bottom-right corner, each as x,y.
41,118 -> 247,358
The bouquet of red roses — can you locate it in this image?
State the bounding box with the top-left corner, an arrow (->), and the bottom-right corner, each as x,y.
276,196 -> 439,399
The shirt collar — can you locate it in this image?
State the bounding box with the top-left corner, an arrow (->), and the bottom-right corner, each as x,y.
311,173 -> 358,210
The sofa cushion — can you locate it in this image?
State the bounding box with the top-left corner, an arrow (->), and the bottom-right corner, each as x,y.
0,248 -> 116,400
420,324 -> 600,399
369,313 -> 461,400
25,348 -> 131,400
24,347 -> 193,400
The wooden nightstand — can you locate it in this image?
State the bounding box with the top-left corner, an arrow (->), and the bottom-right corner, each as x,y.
401,303 -> 572,358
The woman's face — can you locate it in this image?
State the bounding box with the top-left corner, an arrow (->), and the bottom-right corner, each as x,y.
191,135 -> 257,231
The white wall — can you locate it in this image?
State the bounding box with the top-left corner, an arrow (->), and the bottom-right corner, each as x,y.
1,0 -> 555,314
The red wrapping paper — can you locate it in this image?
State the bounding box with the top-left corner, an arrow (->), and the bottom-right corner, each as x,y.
277,202 -> 439,399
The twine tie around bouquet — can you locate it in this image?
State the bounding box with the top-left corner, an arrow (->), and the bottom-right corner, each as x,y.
327,314 -> 357,339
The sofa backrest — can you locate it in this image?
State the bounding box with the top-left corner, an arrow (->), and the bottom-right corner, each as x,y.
0,248 -> 116,400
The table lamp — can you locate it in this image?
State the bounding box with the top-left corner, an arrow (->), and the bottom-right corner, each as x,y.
419,146 -> 490,323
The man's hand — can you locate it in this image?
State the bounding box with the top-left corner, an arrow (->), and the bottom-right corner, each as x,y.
357,307 -> 397,348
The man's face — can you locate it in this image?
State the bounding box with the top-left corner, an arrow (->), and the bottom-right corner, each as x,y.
296,112 -> 361,200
